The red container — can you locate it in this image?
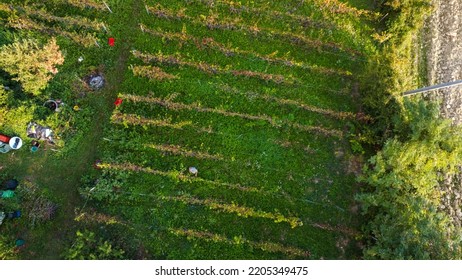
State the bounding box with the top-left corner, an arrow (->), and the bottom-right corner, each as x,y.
0,134 -> 11,143
114,98 -> 123,106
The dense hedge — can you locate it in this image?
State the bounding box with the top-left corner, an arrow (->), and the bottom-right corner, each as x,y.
358,101 -> 462,259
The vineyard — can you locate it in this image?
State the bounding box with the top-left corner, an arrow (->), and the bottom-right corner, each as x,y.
1,0 -> 381,259
79,0 -> 375,259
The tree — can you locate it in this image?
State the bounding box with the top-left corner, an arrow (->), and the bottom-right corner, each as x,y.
0,37 -> 64,95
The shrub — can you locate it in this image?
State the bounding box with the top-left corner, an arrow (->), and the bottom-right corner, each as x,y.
64,230 -> 125,260
377,0 -> 433,41
0,104 -> 34,138
358,100 -> 462,259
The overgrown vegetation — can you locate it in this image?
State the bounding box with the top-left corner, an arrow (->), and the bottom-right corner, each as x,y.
357,0 -> 462,259
64,230 -> 125,260
0,235 -> 15,260
358,100 -> 462,259
0,0 -> 114,258
0,0 -> 458,260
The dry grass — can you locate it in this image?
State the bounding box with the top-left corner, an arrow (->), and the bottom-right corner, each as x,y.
219,83 -> 370,122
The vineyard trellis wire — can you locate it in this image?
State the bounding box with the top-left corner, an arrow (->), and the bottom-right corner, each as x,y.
82,177 -> 346,234
132,50 -> 295,84
101,131 -> 346,194
143,4 -> 368,62
95,161 -> 347,213
138,24 -> 354,77
119,92 -> 344,137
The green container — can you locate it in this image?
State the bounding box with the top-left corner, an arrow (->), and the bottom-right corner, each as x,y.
0,190 -> 14,198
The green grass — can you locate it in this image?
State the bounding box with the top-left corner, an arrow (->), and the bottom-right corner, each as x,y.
83,0 -> 376,259
1,0 -> 378,259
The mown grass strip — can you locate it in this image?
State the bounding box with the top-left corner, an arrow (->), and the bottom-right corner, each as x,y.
104,140 -> 348,213
217,83 -> 369,122
103,134 -> 334,185
97,162 -> 261,193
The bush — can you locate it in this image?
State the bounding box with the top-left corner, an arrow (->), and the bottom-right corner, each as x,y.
358,100 -> 462,259
377,0 -> 433,41
64,230 -> 125,260
361,0 -> 433,141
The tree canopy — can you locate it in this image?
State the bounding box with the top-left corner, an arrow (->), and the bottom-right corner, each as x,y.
0,37 -> 64,95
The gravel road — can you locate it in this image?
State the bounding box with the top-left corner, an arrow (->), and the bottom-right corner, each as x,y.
426,0 -> 462,123
425,0 -> 462,227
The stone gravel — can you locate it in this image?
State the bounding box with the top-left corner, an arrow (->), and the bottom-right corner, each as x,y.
425,0 -> 462,227
425,0 -> 462,123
